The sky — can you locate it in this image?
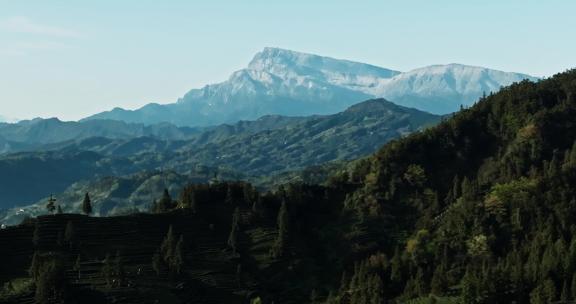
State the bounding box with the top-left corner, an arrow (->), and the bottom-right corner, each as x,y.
0,1 -> 575,121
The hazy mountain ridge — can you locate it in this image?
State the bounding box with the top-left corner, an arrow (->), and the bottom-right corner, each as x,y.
84,47 -> 537,126
2,117 -> 197,141
0,99 -> 440,217
42,99 -> 440,174
0,118 -> 202,154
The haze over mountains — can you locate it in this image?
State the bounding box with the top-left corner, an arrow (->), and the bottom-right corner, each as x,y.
84,47 -> 538,126
0,115 -> 17,123
0,118 -> 200,154
0,99 -> 440,219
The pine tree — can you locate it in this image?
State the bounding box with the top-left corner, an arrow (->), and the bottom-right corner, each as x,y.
339,270 -> 350,294
568,141 -> 576,168
452,175 -> 461,200
28,251 -> 40,280
56,205 -> 63,214
160,225 -> 175,260
82,193 -> 92,215
270,200 -> 289,258
74,254 -> 81,279
251,197 -> 262,218
414,267 -> 427,296
368,274 -> 384,304
461,268 -> 477,304
461,177 -> 475,201
172,235 -> 184,275
159,188 -> 173,211
228,207 -> 241,254
430,265 -> 446,295
390,246 -> 402,283
542,278 -> 557,303
32,224 -> 40,246
46,194 -> 56,214
180,190 -> 197,214
157,225 -> 184,275
547,151 -> 561,177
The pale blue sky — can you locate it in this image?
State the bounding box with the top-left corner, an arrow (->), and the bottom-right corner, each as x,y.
0,0 -> 574,120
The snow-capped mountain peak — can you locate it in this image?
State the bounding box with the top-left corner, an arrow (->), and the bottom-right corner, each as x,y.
373,64 -> 539,113
84,48 -> 538,126
248,47 -> 399,77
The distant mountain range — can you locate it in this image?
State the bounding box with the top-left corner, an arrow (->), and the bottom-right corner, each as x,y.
0,118 -> 200,154
0,99 -> 440,222
84,47 -> 538,126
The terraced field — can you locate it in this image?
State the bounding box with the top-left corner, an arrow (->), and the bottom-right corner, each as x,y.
0,203 -> 282,303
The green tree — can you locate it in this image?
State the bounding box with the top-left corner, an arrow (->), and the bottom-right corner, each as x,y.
430,265 -> 447,295
404,164 -> 426,187
251,197 -> 262,218
228,207 -> 241,254
461,269 -> 478,304
28,251 -> 40,280
82,192 -> 92,215
390,246 -> 402,283
562,141 -> 576,169
270,200 -> 289,258
414,268 -> 427,296
179,189 -> 197,213
157,225 -> 184,275
172,235 -> 184,275
156,188 -> 174,212
46,194 -> 56,214
368,274 -> 384,304
74,254 -> 81,280
32,224 -> 40,246
160,225 -> 175,260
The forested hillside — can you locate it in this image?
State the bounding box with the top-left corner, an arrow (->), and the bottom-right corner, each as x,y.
324,69 -> 576,303
1,69 -> 575,304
